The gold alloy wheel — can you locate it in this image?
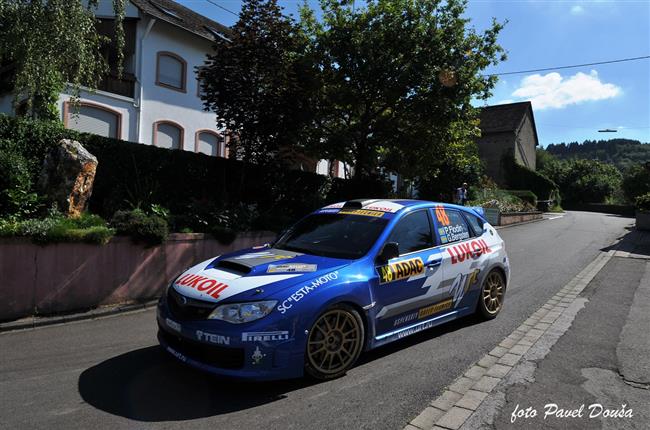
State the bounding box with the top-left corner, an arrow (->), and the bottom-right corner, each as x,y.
307,309 -> 363,376
482,271 -> 504,314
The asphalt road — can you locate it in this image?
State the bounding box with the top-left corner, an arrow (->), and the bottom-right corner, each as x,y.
0,211 -> 633,430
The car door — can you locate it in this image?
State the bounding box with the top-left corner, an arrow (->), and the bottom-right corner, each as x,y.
372,209 -> 447,334
432,206 -> 486,311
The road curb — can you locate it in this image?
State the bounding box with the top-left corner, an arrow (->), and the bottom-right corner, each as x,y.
404,250 -> 614,430
494,217 -> 547,230
0,300 -> 159,333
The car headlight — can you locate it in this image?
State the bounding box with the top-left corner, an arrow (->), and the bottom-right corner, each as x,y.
208,300 -> 277,324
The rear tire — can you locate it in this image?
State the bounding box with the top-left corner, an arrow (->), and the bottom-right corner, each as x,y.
476,270 -> 506,320
304,304 -> 364,380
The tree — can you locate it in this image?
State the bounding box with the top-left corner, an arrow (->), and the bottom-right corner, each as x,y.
622,163 -> 650,203
200,0 -> 314,166
299,0 -> 505,185
559,159 -> 622,204
0,0 -> 125,120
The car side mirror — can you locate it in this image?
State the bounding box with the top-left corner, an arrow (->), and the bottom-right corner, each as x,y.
377,242 -> 400,265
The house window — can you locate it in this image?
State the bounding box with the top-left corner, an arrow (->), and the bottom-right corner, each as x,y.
64,101 -> 121,139
156,51 -> 186,92
153,121 -> 183,150
195,130 -> 223,156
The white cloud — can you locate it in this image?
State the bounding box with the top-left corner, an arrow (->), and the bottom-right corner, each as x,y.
509,70 -> 621,110
570,5 -> 584,15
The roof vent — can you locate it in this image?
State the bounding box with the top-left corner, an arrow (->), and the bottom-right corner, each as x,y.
150,1 -> 182,20
204,26 -> 232,42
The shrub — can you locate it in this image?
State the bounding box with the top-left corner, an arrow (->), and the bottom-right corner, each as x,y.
468,188 -> 535,213
0,210 -> 114,244
0,139 -> 38,217
506,190 -> 537,207
622,164 -> 650,203
636,193 -> 650,212
502,152 -> 559,201
111,209 -> 169,245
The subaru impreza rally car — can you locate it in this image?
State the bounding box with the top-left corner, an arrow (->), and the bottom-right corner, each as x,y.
157,199 -> 510,380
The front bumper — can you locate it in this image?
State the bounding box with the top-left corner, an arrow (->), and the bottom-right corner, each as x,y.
157,296 -> 306,381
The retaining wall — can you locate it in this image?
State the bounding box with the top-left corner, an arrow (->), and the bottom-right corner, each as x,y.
0,231 -> 275,322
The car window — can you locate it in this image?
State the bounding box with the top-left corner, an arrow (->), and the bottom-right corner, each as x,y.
386,210 -> 433,255
463,212 -> 485,236
435,209 -> 471,244
274,213 -> 388,259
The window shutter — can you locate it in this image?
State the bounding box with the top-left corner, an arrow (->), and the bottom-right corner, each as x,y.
156,123 -> 182,149
158,55 -> 183,89
197,132 -> 222,156
67,105 -> 118,138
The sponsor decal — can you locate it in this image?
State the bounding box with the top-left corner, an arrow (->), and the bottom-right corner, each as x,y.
397,319 -> 439,339
446,239 -> 492,264
267,263 -> 317,273
242,331 -> 290,342
277,271 -> 339,314
251,346 -> 266,365
363,202 -> 404,213
318,208 -> 341,214
175,274 -> 229,299
233,251 -> 295,260
392,298 -> 454,327
435,205 -> 450,226
167,346 -> 187,362
196,330 -> 230,345
338,209 -> 384,217
378,257 -> 425,284
323,202 -> 345,209
418,298 -> 453,319
450,269 -> 480,307
165,317 -> 181,332
393,312 -> 418,327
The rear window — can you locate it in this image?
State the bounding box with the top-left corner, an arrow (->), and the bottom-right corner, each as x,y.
464,212 -> 485,236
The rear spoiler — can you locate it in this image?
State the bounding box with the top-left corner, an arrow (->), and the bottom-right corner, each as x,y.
469,206 -> 485,218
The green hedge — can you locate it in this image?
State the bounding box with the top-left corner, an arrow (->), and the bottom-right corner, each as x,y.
0,115 -> 391,231
502,152 -> 559,201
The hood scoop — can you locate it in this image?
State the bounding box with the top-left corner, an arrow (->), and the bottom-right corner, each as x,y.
212,260 -> 252,276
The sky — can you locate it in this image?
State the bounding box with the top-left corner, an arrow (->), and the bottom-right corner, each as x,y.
178,0 -> 650,147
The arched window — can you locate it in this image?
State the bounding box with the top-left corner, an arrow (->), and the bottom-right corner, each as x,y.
64,101 -> 121,139
195,130 -> 224,157
153,121 -> 184,150
156,51 -> 186,92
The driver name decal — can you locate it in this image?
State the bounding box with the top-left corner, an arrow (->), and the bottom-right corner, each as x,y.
379,257 -> 425,284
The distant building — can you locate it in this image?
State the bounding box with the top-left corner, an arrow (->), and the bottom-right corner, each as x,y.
477,101 -> 539,185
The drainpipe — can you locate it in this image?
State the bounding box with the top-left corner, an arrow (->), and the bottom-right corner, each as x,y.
135,17 -> 156,143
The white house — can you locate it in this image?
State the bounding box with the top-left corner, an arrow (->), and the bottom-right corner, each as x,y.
0,0 -> 346,176
1,0 -> 229,157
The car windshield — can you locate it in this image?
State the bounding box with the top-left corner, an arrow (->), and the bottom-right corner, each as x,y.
274,213 -> 389,260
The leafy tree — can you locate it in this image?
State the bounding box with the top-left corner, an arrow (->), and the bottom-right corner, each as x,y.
622,163 -> 650,203
199,0 -> 314,165
558,159 -> 622,204
299,0 -> 506,186
0,0 -> 125,120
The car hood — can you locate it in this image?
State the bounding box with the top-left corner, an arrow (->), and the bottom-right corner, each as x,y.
171,247 -> 350,304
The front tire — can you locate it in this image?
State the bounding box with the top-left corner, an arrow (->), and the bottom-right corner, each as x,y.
476,270 -> 506,319
304,304 -> 364,380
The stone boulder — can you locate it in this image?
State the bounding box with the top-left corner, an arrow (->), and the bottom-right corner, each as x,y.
38,139 -> 98,217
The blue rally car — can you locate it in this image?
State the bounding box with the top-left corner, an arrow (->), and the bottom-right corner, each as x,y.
157,199 -> 510,380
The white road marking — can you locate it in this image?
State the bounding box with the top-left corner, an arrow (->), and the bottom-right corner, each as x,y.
548,215 -> 564,220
